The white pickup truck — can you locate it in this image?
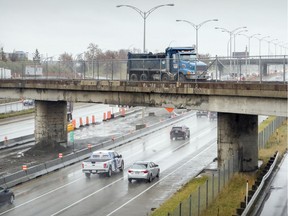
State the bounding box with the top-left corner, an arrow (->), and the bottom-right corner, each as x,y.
82,150 -> 124,177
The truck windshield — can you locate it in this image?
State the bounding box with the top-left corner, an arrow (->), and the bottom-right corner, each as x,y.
179,54 -> 196,61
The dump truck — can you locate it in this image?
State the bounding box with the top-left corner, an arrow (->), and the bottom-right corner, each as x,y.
127,47 -> 208,81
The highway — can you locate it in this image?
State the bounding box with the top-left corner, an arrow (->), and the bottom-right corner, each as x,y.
0,103 -> 114,141
0,112 -> 217,216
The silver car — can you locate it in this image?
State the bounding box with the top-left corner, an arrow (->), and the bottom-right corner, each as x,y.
128,161 -> 160,183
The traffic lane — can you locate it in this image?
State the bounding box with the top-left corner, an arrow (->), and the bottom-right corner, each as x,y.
260,154 -> 288,216
0,114 -> 216,215
0,102 -> 30,114
0,103 -> 111,140
47,129 -> 216,216
109,144 -> 217,216
49,138 -> 217,216
0,118 -> 34,140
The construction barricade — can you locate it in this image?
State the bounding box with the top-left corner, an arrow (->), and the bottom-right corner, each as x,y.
26,164 -> 48,180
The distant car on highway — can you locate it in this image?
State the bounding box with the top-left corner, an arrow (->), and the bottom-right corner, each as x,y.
170,125 -> 190,140
128,161 -> 160,183
23,99 -> 34,106
196,110 -> 208,118
208,112 -> 217,121
0,187 -> 14,205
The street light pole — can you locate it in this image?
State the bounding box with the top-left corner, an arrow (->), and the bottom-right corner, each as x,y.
265,38 -> 278,56
239,33 -> 261,56
215,26 -> 247,58
233,29 -> 248,54
255,36 -> 270,56
176,19 -> 218,56
117,4 -> 174,53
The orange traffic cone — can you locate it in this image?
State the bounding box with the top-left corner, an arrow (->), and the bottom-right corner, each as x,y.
85,116 -> 89,126
79,117 -> 84,127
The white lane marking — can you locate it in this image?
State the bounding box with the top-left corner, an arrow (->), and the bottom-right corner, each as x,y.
0,177 -> 83,215
106,143 -> 215,216
50,177 -> 124,216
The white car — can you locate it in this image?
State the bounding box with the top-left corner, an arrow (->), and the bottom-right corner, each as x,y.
23,99 -> 34,106
128,161 -> 160,183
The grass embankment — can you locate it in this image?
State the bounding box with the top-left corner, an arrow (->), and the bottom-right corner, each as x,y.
151,117 -> 287,216
0,109 -> 34,119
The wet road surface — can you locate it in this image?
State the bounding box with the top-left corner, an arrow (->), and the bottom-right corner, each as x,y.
0,112 -> 217,216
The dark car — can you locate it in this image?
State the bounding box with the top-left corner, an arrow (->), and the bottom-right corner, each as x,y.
0,187 -> 14,205
196,111 -> 208,118
170,125 -> 190,140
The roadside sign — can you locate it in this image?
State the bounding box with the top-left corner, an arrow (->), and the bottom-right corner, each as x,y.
69,131 -> 74,142
58,153 -> 63,158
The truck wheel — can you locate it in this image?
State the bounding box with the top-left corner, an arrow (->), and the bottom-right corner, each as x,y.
128,178 -> 132,183
130,73 -> 138,81
107,167 -> 112,177
178,74 -> 186,82
161,74 -> 169,81
140,74 -> 148,81
85,173 -> 91,178
119,161 -> 124,172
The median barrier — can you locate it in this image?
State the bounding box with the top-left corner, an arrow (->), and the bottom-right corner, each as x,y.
4,170 -> 29,188
0,177 -> 6,187
76,148 -> 91,161
26,164 -> 47,180
62,153 -> 79,166
45,158 -> 64,172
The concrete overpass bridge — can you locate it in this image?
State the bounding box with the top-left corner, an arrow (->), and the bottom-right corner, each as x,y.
0,79 -> 287,172
211,55 -> 287,77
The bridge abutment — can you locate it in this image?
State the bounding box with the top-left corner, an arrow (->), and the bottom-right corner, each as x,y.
218,113 -> 258,172
35,101 -> 67,148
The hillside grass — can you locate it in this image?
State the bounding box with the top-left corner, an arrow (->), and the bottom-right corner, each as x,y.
151,119 -> 287,216
0,108 -> 34,119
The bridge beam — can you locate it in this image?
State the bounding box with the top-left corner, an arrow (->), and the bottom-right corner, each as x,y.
217,113 -> 258,172
35,101 -> 67,149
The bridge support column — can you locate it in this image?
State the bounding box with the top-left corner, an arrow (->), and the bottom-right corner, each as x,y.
261,63 -> 268,76
217,113 -> 258,172
35,101 -> 67,148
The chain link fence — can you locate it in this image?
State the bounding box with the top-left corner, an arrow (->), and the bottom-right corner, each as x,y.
0,55 -> 286,82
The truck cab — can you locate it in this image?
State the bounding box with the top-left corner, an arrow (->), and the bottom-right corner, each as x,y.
165,47 -> 208,81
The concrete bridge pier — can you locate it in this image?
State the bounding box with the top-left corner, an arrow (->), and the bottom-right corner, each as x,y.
260,62 -> 268,76
217,113 -> 258,172
35,101 -> 67,148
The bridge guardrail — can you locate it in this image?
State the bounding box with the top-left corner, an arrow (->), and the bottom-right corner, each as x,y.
0,55 -> 286,83
240,151 -> 279,216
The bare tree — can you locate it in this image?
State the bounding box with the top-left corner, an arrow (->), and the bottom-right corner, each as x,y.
0,47 -> 7,62
85,43 -> 102,61
33,49 -> 41,63
58,52 -> 73,62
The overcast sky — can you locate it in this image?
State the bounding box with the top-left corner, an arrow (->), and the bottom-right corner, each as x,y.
0,0 -> 287,59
